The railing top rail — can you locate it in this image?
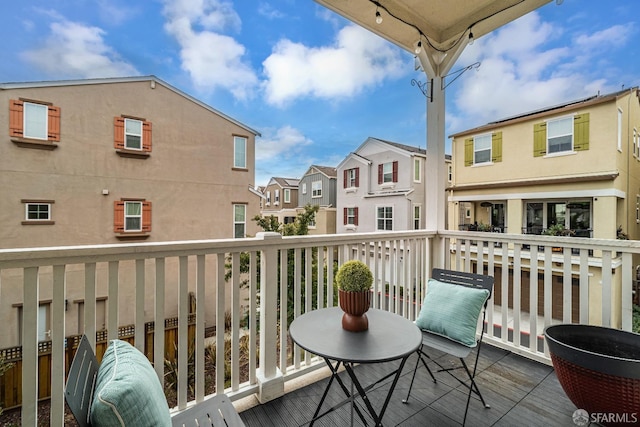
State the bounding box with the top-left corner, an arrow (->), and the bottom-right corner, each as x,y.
0,230 -> 438,269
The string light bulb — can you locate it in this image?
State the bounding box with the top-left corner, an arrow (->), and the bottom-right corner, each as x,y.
468,30 -> 474,45
414,40 -> 422,54
375,8 -> 383,24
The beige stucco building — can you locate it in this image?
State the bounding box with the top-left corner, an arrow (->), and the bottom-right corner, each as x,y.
449,88 -> 640,325
0,76 -> 261,346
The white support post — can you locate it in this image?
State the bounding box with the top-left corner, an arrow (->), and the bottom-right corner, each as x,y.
257,232 -> 284,403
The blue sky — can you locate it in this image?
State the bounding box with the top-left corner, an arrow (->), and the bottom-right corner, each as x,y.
1,1 -> 638,186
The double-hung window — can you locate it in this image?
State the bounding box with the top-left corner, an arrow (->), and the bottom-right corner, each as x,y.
274,189 -> 280,205
114,200 -> 152,235
125,201 -> 142,231
345,168 -> 359,188
312,181 -> 322,197
114,116 -> 152,156
234,136 -> 247,169
474,134 -> 492,164
382,163 -> 393,183
124,118 -> 142,150
376,206 -> 393,231
413,205 -> 421,230
547,116 -> 573,154
234,204 -> 246,238
284,189 -> 291,203
344,207 -> 358,226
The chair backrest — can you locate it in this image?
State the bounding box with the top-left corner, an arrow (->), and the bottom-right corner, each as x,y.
65,335 -> 98,427
432,268 -> 494,302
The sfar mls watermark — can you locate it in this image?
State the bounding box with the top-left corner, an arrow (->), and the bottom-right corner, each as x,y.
573,409 -> 639,426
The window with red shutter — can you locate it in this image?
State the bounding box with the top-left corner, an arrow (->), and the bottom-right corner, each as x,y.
9,99 -> 61,149
114,199 -> 152,238
114,116 -> 152,158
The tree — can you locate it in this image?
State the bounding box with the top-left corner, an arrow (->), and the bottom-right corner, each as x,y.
226,204 -> 335,329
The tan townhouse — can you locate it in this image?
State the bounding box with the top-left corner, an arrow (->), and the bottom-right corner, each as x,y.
0,76 -> 261,346
449,87 -> 640,324
260,177 -> 299,226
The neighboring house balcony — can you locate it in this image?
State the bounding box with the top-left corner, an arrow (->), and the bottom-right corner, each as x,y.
0,230 -> 636,425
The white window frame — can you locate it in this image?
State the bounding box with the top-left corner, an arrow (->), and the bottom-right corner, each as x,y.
284,188 -> 291,203
547,116 -> 574,154
346,207 -> 357,225
448,164 -> 453,182
234,136 -> 247,169
266,190 -> 271,206
376,205 -> 393,231
413,204 -> 421,230
633,128 -> 637,158
302,183 -> 307,194
347,168 -> 358,188
413,158 -> 422,182
233,204 -> 246,238
274,189 -> 280,205
25,202 -> 51,221
23,101 -> 48,140
382,162 -> 393,183
474,133 -> 492,164
312,181 -> 322,198
637,195 -> 640,224
124,201 -> 142,232
124,118 -> 142,150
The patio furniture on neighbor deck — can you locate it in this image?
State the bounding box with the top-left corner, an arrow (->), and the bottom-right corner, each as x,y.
402,268 -> 494,426
545,324 -> 640,427
289,307 -> 422,427
65,334 -> 245,427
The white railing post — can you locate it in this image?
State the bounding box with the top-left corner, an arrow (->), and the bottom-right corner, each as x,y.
256,232 -> 284,403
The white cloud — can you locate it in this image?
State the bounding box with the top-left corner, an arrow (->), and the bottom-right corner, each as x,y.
447,12 -> 634,132
262,24 -> 407,106
255,126 -> 315,185
256,125 -> 312,161
163,0 -> 257,99
20,20 -> 138,78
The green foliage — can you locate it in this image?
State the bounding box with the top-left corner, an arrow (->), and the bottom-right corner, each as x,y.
543,223 -> 575,236
633,305 -> 640,334
336,260 -> 373,292
476,222 -> 492,232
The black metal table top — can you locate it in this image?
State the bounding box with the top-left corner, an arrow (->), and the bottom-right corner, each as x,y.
289,307 -> 421,364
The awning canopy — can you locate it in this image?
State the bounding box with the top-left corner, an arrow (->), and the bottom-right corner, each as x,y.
314,0 -> 552,68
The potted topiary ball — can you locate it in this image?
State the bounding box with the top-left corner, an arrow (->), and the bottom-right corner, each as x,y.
336,260 -> 373,332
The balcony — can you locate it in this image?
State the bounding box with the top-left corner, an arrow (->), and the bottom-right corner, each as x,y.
0,229 -> 637,425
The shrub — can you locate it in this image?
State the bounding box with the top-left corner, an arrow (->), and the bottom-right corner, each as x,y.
336,260 -> 373,292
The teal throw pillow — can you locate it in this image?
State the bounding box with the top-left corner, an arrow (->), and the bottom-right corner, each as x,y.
416,278 -> 490,347
91,339 -> 171,427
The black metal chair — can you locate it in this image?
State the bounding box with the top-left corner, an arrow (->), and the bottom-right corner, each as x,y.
402,268 -> 494,426
65,335 -> 245,427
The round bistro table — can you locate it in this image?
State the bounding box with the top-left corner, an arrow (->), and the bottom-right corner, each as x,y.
289,307 -> 421,426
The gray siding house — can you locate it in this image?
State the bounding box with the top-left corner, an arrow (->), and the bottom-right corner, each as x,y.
298,165 -> 337,234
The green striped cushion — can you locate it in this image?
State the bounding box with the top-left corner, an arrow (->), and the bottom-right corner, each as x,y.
91,339 -> 171,427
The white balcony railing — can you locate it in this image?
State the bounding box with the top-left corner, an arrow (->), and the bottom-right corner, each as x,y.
1,229 -> 639,426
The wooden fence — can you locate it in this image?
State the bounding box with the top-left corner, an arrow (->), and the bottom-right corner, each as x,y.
0,315 -> 196,411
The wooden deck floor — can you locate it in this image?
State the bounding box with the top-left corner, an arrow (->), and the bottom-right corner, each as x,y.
239,344 -> 576,426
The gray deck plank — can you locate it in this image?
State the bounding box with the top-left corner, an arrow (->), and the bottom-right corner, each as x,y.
239,345 -> 574,426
